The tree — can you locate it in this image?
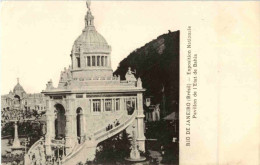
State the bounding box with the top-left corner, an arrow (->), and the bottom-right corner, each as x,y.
93,130 -> 131,164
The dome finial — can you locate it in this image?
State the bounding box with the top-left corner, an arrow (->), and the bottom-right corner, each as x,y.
17,77 -> 19,84
86,0 -> 91,11
84,0 -> 94,28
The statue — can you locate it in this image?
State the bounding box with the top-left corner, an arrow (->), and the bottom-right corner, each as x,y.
127,67 -> 136,75
86,0 -> 91,10
125,67 -> 137,82
46,79 -> 54,90
125,124 -> 145,161
137,77 -> 142,87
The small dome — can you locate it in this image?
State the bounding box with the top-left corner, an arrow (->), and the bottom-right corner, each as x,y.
13,79 -> 26,94
13,83 -> 25,93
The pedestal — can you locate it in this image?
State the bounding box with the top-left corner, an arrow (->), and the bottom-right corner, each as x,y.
12,121 -> 21,148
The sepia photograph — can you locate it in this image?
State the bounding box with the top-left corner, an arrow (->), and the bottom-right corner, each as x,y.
1,1 -> 180,164
1,1 -> 259,165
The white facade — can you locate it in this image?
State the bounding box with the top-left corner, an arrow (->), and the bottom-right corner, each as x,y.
26,2 -> 146,164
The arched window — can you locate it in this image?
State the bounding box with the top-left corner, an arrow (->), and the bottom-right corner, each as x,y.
76,107 -> 83,142
54,104 -> 66,139
77,57 -> 81,68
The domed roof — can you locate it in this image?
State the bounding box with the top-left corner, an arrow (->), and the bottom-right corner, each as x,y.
74,27 -> 108,46
73,8 -> 109,50
13,78 -> 26,94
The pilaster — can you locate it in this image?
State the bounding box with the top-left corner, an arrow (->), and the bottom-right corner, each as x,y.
80,110 -> 86,142
136,93 -> 146,152
45,98 -> 55,156
65,98 -> 77,151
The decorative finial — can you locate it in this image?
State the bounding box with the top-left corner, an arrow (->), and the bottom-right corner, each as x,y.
17,78 -> 19,84
86,0 -> 91,10
84,0 -> 94,28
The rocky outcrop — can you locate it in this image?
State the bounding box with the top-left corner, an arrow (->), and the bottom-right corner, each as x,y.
114,31 -> 180,117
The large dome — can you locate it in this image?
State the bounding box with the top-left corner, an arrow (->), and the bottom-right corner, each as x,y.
69,2 -> 112,78
74,27 -> 108,46
72,9 -> 110,53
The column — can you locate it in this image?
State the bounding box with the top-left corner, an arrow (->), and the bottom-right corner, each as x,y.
120,98 -> 124,112
90,99 -> 92,113
72,56 -> 77,70
123,98 -> 126,115
45,99 -> 55,156
108,56 -> 111,67
134,98 -> 137,110
112,98 -> 115,112
101,99 -> 104,112
84,99 -> 91,139
95,56 -> 97,66
90,56 -> 92,67
99,56 -> 101,67
136,93 -> 145,152
80,112 -> 85,142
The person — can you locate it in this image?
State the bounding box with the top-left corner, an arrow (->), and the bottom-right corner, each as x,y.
116,119 -> 120,126
161,145 -> 165,155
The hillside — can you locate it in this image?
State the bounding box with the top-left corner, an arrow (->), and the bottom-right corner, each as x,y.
114,30 -> 180,117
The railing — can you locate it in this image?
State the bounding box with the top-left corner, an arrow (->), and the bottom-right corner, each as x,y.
27,137 -> 44,159
51,139 -> 65,146
26,137 -> 45,165
61,141 -> 86,163
62,111 -> 136,164
95,111 -> 136,142
93,113 -> 125,137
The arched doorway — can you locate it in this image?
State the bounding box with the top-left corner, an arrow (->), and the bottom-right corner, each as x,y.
14,95 -> 20,105
55,104 -> 66,139
76,107 -> 83,143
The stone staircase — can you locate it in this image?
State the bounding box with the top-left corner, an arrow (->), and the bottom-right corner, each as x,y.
25,111 -> 136,165
62,111 -> 136,165
24,137 -> 45,165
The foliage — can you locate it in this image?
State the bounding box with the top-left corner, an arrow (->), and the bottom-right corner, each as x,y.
1,121 -> 43,147
92,130 -> 131,164
1,122 -> 14,137
145,121 -> 174,146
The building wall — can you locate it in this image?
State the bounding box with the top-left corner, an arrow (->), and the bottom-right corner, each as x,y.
1,93 -> 47,114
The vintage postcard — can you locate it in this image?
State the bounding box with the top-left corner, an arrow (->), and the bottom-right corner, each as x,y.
1,1 -> 259,165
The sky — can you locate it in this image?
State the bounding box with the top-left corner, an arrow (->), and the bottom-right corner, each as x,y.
1,1 -> 259,95
1,1 -> 185,94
